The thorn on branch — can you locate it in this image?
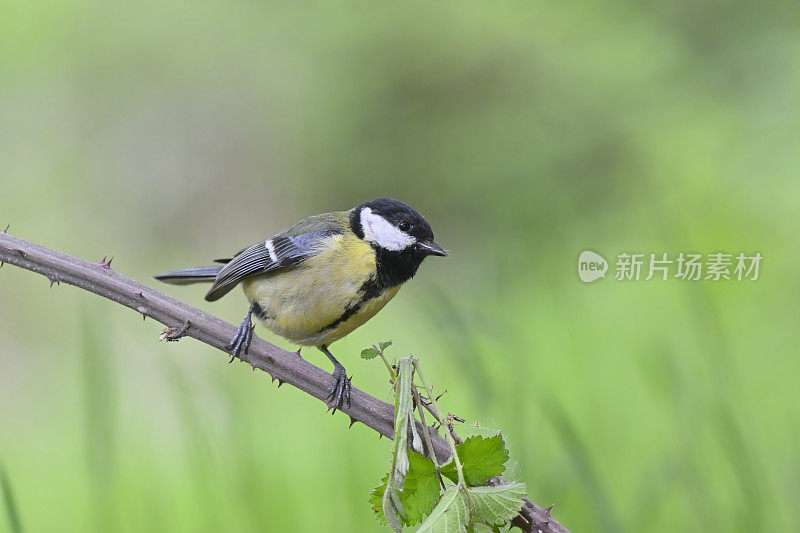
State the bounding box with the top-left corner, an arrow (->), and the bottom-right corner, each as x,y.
511,513 -> 532,529
48,276 -> 60,288
276,379 -> 284,388
95,254 -> 113,269
2,224 -> 9,233
159,320 -> 191,342
348,416 -> 358,428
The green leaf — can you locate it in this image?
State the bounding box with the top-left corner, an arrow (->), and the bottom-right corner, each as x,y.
399,452 -> 441,525
467,482 -> 527,526
471,525 -> 503,533
382,359 -> 417,532
440,434 -> 509,487
379,340 -> 393,351
369,473 -> 389,525
383,485 -> 404,533
390,359 -> 416,483
369,452 -> 442,526
416,485 -> 469,533
361,347 -> 380,359
373,360 -> 440,530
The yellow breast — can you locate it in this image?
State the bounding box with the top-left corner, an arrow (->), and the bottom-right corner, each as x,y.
241,234 -> 400,347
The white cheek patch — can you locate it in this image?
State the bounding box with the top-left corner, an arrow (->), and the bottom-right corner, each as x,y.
360,207 -> 415,251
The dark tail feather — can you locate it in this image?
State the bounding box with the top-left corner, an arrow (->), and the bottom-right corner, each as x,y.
153,266 -> 223,285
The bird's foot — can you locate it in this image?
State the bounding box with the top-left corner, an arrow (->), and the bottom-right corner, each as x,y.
326,363 -> 351,414
226,315 -> 255,362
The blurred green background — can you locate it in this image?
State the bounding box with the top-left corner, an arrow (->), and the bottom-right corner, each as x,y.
1,1 -> 799,532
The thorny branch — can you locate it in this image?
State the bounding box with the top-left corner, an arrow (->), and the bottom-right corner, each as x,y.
0,230 -> 569,533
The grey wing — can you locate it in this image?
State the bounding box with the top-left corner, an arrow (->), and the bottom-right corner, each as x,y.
204,222 -> 343,302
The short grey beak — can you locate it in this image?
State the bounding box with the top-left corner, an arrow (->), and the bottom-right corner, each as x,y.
418,241 -> 448,257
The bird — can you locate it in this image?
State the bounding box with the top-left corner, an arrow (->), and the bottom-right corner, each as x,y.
154,198 -> 447,411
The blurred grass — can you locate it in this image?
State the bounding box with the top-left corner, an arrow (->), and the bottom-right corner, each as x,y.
80,310 -> 116,530
2,1 -> 799,532
1,464 -> 23,533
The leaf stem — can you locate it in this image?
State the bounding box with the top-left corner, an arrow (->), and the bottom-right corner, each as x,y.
412,360 -> 468,494
377,346 -> 396,382
412,380 -> 446,489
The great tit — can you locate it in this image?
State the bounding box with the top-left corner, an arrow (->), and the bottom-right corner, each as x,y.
154,198 -> 447,410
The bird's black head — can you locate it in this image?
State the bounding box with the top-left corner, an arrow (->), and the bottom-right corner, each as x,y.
350,197 -> 447,287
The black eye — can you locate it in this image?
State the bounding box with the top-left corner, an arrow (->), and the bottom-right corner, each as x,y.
399,221 -> 411,231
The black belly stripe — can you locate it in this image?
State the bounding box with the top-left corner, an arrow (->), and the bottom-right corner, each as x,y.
316,275 -> 385,334
318,303 -> 363,334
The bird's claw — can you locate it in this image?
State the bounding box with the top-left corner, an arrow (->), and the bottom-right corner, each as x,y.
326,366 -> 351,414
226,320 -> 255,362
